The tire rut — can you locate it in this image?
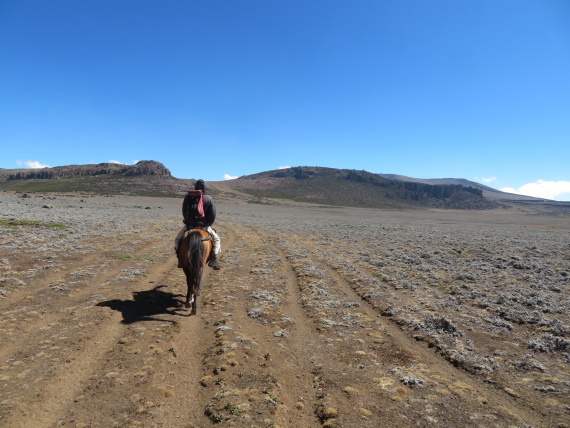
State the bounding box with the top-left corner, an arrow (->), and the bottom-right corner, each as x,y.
0,222 -> 175,364
0,222 -> 168,307
0,221 -> 182,427
283,231 -> 545,427
176,223 -> 324,426
52,222 -> 235,428
156,221 -> 238,427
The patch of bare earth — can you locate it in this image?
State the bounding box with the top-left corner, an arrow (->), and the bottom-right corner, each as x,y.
1,192 -> 569,427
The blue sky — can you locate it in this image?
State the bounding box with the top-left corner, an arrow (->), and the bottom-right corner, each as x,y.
1,1 -> 569,200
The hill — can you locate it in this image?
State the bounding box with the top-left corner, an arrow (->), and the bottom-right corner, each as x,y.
2,160 -> 171,180
0,161 -> 191,197
221,167 -> 499,210
2,162 -> 569,213
377,174 -> 542,202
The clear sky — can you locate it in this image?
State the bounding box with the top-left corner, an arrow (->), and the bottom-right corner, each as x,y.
1,1 -> 569,200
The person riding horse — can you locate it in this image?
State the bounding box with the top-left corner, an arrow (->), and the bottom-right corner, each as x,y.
175,179 -> 221,270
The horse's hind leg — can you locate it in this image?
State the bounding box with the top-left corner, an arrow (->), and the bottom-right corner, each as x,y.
183,268 -> 193,309
190,279 -> 200,314
185,293 -> 194,309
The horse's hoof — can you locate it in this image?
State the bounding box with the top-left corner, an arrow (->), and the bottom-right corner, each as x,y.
184,302 -> 191,308
191,309 -> 197,315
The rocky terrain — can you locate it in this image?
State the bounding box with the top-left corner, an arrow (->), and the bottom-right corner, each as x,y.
0,191 -> 569,427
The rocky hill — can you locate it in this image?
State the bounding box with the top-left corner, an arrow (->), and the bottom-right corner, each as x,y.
2,162 -> 568,213
0,161 -> 190,197
377,174 -> 543,202
222,166 -> 500,210
4,160 -> 171,180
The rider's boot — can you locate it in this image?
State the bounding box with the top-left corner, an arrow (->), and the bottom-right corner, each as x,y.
208,253 -> 220,270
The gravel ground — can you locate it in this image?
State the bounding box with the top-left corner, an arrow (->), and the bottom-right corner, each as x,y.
1,191 -> 569,427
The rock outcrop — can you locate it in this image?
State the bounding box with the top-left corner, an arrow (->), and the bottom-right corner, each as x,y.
6,161 -> 171,180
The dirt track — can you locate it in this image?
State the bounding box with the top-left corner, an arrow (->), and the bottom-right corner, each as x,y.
1,192 -> 569,427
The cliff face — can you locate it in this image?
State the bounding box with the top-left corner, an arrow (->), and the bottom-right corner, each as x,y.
233,166 -> 500,210
6,161 -> 171,180
123,161 -> 172,177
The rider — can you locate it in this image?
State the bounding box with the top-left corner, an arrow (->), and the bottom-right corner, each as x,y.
174,179 -> 221,270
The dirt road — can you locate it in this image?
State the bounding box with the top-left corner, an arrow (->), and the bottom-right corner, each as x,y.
1,193 -> 568,427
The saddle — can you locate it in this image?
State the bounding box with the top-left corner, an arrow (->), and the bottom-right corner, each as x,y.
183,228 -> 213,263
184,227 -> 212,242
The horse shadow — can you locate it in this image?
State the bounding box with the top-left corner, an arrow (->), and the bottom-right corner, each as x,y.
96,284 -> 191,324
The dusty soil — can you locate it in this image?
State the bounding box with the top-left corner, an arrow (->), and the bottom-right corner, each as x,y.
0,191 -> 569,428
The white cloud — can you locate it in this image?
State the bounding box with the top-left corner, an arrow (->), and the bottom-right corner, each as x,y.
16,160 -> 50,169
224,174 -> 238,180
500,180 -> 570,201
109,160 -> 138,165
278,166 -> 291,170
474,176 -> 496,183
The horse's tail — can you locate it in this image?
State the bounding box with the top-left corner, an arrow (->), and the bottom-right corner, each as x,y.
187,230 -> 205,289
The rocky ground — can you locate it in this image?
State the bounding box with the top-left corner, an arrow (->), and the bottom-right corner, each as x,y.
0,191 -> 569,427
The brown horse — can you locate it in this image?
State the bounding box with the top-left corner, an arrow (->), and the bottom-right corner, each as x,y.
177,228 -> 212,314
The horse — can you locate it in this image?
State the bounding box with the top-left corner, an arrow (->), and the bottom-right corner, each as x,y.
177,228 -> 212,315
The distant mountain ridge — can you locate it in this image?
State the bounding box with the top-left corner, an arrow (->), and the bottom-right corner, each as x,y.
223,166 -> 499,210
3,160 -> 171,180
0,161 -> 189,197
1,162 -> 566,213
377,174 -> 541,202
